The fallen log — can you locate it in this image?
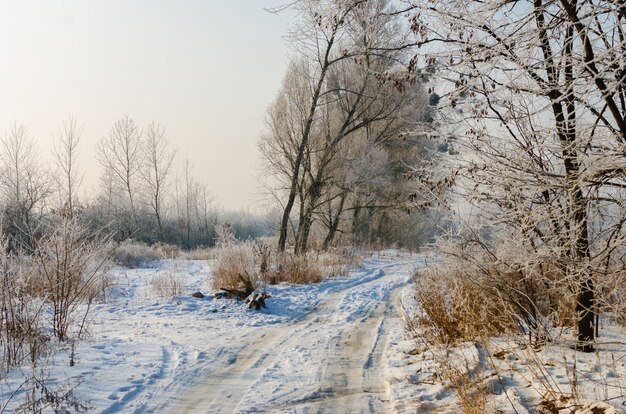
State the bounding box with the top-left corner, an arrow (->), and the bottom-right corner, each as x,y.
246,292 -> 270,310
219,286 -> 253,301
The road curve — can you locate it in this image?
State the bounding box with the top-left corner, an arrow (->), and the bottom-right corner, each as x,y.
149,258 -> 414,414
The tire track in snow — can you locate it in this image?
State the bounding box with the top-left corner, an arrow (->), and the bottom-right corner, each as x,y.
152,258 -> 416,413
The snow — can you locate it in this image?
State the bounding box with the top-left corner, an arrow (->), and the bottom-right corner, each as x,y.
385,281 -> 626,413
1,252 -> 420,412
2,251 -> 624,413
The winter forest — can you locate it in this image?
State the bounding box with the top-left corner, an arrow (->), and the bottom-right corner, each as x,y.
1,0 -> 625,413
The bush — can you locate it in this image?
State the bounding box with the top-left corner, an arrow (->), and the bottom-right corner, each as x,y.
411,267 -> 518,345
151,272 -> 184,298
33,219 -> 114,341
274,252 -> 323,284
407,232 -> 579,346
0,256 -> 48,370
211,224 -> 356,293
211,225 -> 262,294
112,241 -> 161,268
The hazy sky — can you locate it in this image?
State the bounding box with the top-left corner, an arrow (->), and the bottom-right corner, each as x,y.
0,1 -> 293,211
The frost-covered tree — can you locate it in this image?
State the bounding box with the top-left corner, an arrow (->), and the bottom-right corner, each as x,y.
263,0 -> 425,253
52,116 -> 83,218
0,124 -> 50,251
172,157 -> 216,248
96,116 -> 143,238
140,122 -> 176,238
408,0 -> 625,351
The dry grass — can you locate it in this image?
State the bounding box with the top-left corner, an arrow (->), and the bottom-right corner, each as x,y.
316,247 -> 360,278
274,252 -> 323,284
211,239 -> 260,293
179,246 -> 215,261
403,231 -> 625,413
0,263 -> 48,371
412,268 -> 517,345
113,241 -> 161,268
152,243 -> 181,260
210,224 -> 356,291
151,272 -> 184,298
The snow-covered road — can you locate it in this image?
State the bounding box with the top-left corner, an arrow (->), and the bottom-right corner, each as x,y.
1,252 -> 422,413
143,255 -> 418,413
5,252 -> 623,413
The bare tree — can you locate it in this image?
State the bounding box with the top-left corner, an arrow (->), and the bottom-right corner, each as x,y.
140,122 -> 176,238
272,0 -> 368,252
408,0 -> 625,351
0,123 -> 50,251
265,0 -> 421,253
52,116 -> 84,218
97,116 -> 143,238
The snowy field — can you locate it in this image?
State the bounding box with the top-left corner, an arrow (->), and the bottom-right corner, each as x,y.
2,251 -> 419,413
1,252 -> 625,413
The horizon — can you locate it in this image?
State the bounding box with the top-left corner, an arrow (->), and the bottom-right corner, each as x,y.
0,0 -> 294,212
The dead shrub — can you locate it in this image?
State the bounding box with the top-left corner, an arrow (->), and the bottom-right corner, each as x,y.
274,252 -> 323,284
112,240 -> 161,268
151,272 -> 184,298
211,225 -> 261,294
413,268 -> 517,345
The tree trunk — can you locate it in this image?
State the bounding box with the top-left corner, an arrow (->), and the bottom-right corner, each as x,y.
573,187 -> 594,352
322,191 -> 347,250
295,198 -> 316,255
278,34 -> 336,252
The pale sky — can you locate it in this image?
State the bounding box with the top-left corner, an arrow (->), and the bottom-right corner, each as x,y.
0,1 -> 293,211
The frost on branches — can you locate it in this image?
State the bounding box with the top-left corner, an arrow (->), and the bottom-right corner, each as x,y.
407,0 -> 625,350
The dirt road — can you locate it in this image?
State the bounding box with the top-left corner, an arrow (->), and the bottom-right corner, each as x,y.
146,259 -> 414,413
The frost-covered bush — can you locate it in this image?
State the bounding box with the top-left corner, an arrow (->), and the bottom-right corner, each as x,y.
0,254 -> 47,371
274,252 -> 323,285
316,247 -> 360,278
411,267 -> 517,345
211,225 -> 263,294
151,272 -> 184,298
211,225 -> 356,292
410,231 -> 578,346
1,218 -> 113,369
112,241 -> 161,268
33,219 -> 114,341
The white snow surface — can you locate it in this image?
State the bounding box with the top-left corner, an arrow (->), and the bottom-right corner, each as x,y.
2,251 -> 625,413
1,250 -> 422,413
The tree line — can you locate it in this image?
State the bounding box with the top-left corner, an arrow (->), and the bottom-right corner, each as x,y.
0,117 -> 273,252
259,0 -> 442,254
267,0 -> 625,352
